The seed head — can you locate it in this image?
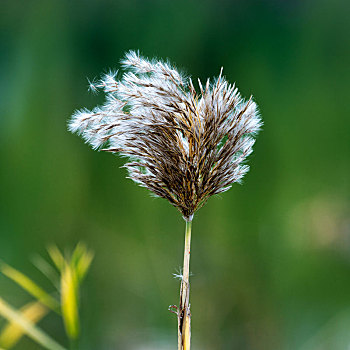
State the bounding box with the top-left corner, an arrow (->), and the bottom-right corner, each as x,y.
68,51 -> 262,221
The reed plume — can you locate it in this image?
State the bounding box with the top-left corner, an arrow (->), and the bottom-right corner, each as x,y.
68,50 -> 262,349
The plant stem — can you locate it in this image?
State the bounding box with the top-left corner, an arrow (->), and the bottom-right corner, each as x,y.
69,337 -> 78,350
178,219 -> 192,350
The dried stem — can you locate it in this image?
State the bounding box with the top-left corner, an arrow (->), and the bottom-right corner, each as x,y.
178,220 -> 192,350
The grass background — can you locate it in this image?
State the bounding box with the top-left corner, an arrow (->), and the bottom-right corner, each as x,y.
1,0 -> 350,349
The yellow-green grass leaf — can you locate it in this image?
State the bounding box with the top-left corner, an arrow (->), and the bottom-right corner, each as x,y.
47,246 -> 64,272
0,301 -> 49,349
75,250 -> 94,283
32,255 -> 60,290
0,298 -> 66,350
1,264 -> 60,314
71,243 -> 86,266
61,264 -> 79,340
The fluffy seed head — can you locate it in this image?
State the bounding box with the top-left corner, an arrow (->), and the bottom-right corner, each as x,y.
68,51 -> 262,221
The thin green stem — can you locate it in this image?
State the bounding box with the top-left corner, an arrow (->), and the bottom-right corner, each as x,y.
181,221 -> 192,303
69,337 -> 78,350
178,219 -> 192,350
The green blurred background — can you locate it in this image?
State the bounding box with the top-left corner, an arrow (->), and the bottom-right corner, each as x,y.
1,0 -> 350,349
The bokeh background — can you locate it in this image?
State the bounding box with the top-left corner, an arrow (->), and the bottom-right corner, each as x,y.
1,0 -> 350,349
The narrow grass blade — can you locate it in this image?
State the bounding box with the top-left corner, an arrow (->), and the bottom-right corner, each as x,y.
61,264 -> 79,340
71,243 -> 86,265
1,264 -> 60,314
0,301 -> 49,349
47,246 -> 64,272
71,243 -> 93,282
0,298 -> 67,350
75,250 -> 94,283
32,254 -> 60,290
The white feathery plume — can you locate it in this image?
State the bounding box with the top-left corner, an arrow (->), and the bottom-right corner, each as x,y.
68,50 -> 262,220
